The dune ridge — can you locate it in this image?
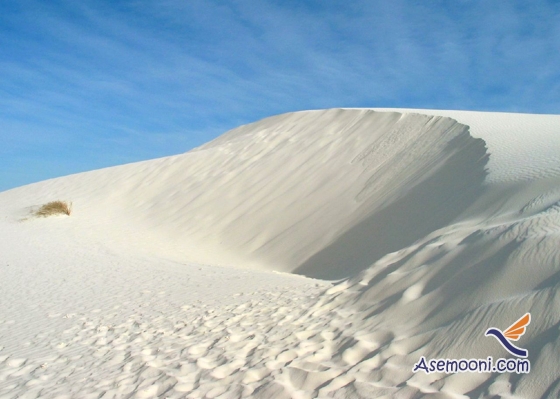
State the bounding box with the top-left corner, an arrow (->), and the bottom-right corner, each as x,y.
1,108 -> 560,398
0,109 -> 487,279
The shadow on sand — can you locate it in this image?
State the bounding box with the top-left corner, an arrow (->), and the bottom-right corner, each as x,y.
294,132 -> 489,280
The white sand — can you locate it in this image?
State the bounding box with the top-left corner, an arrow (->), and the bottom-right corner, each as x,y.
1,108 -> 559,398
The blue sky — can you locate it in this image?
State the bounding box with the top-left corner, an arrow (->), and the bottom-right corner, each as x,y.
1,0 -> 559,192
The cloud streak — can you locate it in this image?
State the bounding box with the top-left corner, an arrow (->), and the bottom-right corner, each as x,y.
1,0 -> 559,191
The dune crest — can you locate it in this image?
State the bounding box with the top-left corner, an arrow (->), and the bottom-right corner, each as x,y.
1,109 -> 487,279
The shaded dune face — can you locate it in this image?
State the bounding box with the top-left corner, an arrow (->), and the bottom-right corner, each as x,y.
188,109 -> 489,278
294,127 -> 489,280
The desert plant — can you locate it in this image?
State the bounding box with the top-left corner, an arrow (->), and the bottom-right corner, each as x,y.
34,201 -> 72,217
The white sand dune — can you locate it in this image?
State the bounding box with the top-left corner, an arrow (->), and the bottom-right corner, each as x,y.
1,108 -> 560,398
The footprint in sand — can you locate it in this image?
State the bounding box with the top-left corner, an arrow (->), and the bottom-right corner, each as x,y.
276,349 -> 298,363
196,356 -> 223,370
188,342 -> 211,358
242,367 -> 271,384
341,340 -> 376,365
210,359 -> 245,379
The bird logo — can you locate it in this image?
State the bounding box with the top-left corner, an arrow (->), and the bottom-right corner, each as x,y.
485,313 -> 530,358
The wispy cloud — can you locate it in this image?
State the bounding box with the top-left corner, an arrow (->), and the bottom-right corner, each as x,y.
1,0 -> 559,191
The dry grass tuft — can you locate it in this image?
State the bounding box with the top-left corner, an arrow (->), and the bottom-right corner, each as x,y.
35,201 -> 72,217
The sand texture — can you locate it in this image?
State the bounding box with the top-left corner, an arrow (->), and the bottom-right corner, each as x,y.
1,108 -> 560,398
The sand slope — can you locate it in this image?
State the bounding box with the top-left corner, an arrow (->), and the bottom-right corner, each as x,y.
1,108 -> 560,398
0,110 -> 487,279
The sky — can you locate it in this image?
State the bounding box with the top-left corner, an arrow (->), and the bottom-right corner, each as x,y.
1,0 -> 559,192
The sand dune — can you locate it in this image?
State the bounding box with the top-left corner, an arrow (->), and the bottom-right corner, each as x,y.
1,108 -> 560,398
0,110 -> 488,279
